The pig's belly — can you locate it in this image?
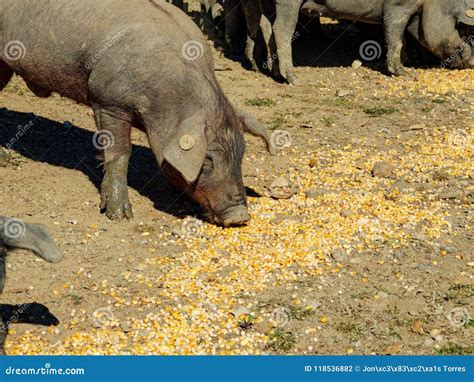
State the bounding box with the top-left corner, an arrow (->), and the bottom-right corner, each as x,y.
9,60 -> 90,105
315,0 -> 383,23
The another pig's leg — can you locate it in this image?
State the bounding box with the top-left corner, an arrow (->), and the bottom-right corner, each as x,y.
272,0 -> 302,84
260,15 -> 274,72
384,1 -> 421,76
0,61 -> 13,91
93,107 -> 133,220
241,0 -> 261,71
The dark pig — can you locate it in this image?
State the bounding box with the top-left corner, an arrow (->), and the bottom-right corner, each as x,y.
302,0 -> 474,74
0,0 -> 275,226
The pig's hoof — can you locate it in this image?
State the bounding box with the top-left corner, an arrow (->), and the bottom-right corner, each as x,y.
100,186 -> 133,220
105,204 -> 133,220
286,73 -> 299,85
388,63 -> 408,77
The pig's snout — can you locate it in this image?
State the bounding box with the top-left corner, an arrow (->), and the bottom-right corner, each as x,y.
220,206 -> 250,227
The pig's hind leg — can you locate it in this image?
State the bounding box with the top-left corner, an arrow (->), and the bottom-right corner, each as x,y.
0,61 -> 13,91
93,107 -> 133,220
384,0 -> 422,76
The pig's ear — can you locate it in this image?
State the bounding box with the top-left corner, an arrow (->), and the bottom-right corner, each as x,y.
0,217 -> 63,263
163,115 -> 207,183
458,2 -> 474,25
238,110 -> 276,155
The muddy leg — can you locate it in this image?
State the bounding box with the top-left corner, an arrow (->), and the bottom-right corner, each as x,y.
384,1 -> 421,76
93,107 -> 133,220
271,0 -> 302,84
0,61 -> 13,90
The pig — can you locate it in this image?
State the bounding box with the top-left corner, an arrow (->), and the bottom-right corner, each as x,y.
247,0 -> 305,84
301,0 -> 474,75
0,216 -> 62,354
0,0 -> 275,226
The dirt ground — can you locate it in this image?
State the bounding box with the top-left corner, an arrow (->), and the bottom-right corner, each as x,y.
0,21 -> 473,355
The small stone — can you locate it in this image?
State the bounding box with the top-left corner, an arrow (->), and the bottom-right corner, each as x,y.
331,249 -> 348,263
0,148 -> 11,167
410,320 -> 424,334
270,177 -> 290,188
429,328 -> 441,339
120,322 -> 132,333
269,177 -> 295,199
68,219 -> 78,225
305,188 -> 332,199
439,190 -> 460,200
340,209 -> 354,217
352,60 -> 362,69
371,161 -> 396,178
440,245 -> 457,254
336,89 -> 351,98
377,291 -> 389,299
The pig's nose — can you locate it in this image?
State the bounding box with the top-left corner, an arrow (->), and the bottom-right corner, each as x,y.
221,207 -> 250,227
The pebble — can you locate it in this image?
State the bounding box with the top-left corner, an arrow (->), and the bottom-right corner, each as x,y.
269,177 -> 295,199
340,209 -> 354,217
336,89 -> 351,98
377,291 -> 389,299
305,188 -> 333,199
351,60 -> 362,69
0,148 -> 11,167
371,161 -> 396,179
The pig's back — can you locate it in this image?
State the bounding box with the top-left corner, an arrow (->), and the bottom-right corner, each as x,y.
0,0 -> 210,103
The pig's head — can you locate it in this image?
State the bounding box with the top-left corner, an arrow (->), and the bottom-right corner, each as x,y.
424,0 -> 474,68
161,107 -> 275,227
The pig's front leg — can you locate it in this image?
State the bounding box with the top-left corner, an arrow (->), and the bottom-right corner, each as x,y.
384,1 -> 422,76
93,107 -> 133,220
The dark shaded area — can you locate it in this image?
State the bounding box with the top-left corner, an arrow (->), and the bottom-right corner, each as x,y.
0,302 -> 59,354
0,108 -> 200,219
294,20 -> 439,74
1,302 -> 60,326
